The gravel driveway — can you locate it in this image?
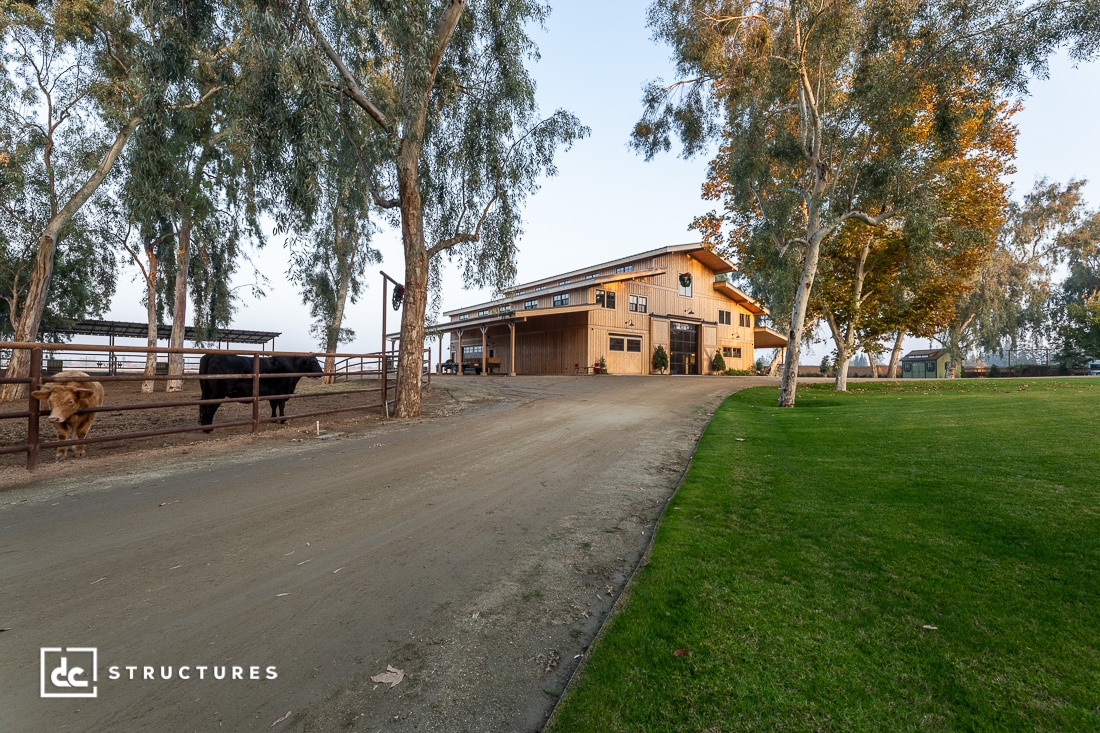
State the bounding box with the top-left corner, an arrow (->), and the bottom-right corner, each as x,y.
0,374 -> 777,732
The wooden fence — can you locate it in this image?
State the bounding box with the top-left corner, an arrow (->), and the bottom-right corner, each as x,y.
0,342 -> 430,471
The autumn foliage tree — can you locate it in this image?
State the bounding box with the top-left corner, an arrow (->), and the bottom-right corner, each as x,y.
634,0 -> 1097,406
816,90 -> 1016,389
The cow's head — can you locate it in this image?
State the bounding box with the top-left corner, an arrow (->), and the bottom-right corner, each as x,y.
31,384 -> 97,423
299,357 -> 324,375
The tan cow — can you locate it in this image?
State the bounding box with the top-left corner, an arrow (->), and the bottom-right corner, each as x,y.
31,370 -> 105,460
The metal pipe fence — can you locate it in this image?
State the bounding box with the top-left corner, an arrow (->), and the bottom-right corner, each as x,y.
0,342 -> 431,471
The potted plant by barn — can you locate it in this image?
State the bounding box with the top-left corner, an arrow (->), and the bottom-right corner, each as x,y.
594,356 -> 607,374
652,345 -> 669,374
710,350 -> 726,374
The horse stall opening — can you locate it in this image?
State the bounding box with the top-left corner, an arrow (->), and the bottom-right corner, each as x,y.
0,342 -> 431,470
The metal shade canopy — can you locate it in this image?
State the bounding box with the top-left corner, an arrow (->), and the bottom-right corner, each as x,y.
66,319 -> 280,347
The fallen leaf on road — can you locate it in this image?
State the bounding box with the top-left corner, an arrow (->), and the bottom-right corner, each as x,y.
371,665 -> 405,688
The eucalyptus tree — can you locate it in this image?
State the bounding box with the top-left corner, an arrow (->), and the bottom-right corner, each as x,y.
943,178 -> 1093,370
0,1 -> 142,399
120,0 -> 254,391
1053,211 -> 1100,363
1057,293 -> 1100,365
116,218 -> 174,392
279,0 -> 589,417
633,0 -> 1098,407
287,97 -> 382,381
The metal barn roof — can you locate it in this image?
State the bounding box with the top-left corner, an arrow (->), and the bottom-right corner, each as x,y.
67,319 -> 280,346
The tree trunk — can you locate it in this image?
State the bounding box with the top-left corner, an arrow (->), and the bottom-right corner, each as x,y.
167,214 -> 191,393
779,231 -> 824,407
948,331 -> 963,378
141,242 -> 159,393
826,314 -> 854,393
831,240 -> 869,393
867,348 -> 879,379
324,256 -> 351,385
394,152 -> 428,418
887,331 -> 904,378
142,279 -> 158,393
768,349 -> 782,377
0,118 -> 140,401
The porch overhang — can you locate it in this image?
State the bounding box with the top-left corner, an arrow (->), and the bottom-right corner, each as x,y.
753,326 -> 788,349
436,303 -> 600,334
713,280 -> 768,316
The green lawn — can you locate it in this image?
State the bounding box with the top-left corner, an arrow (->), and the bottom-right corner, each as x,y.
547,379 -> 1100,732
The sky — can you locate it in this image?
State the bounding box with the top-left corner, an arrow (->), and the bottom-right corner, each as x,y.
101,2 -> 1100,361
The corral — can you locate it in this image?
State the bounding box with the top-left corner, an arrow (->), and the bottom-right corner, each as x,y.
0,341 -> 431,470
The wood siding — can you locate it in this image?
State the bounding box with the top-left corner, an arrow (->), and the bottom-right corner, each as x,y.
444,249 -> 770,375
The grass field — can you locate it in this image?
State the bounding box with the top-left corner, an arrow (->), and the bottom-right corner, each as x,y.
547,379 -> 1100,732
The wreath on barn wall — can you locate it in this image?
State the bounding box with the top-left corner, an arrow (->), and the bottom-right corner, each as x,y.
392,283 -> 405,311
678,273 -> 693,289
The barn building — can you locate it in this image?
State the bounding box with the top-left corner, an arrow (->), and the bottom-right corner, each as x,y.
438,243 -> 787,375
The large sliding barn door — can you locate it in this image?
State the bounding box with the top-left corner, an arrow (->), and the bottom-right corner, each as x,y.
669,321 -> 698,375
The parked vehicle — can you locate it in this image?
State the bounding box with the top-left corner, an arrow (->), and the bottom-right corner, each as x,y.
1088,360 -> 1100,376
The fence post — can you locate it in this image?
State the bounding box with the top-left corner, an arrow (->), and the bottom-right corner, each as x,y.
251,353 -> 261,434
27,345 -> 42,470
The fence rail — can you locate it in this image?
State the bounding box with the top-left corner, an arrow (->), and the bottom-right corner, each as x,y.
0,342 -> 430,471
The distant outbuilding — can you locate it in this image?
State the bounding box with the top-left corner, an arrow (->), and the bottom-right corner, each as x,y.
901,349 -> 951,378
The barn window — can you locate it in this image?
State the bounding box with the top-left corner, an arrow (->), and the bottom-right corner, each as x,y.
627,338 -> 642,353
719,310 -> 731,325
723,347 -> 742,359
678,272 -> 693,297
629,295 -> 647,313
615,265 -> 634,274
739,313 -> 751,327
609,337 -> 625,352
553,293 -> 569,307
463,345 -> 483,358
595,290 -> 616,309
524,299 -> 539,310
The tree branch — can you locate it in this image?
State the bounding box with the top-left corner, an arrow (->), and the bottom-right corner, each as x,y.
298,0 -> 393,133
427,188 -> 500,258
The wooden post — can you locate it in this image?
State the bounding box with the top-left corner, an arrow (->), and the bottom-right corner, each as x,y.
379,270 -> 403,417
381,272 -> 388,416
27,346 -> 42,470
508,321 -> 516,376
251,353 -> 261,433
480,326 -> 488,376
455,329 -> 464,376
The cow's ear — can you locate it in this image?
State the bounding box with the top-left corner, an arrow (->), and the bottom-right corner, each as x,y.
31,389 -> 51,400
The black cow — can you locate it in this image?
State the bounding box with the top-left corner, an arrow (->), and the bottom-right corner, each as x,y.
198,354 -> 324,431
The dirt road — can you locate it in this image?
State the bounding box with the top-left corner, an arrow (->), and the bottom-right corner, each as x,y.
1,375 -> 776,732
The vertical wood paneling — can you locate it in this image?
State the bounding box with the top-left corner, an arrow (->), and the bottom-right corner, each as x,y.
444,251 -> 776,375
